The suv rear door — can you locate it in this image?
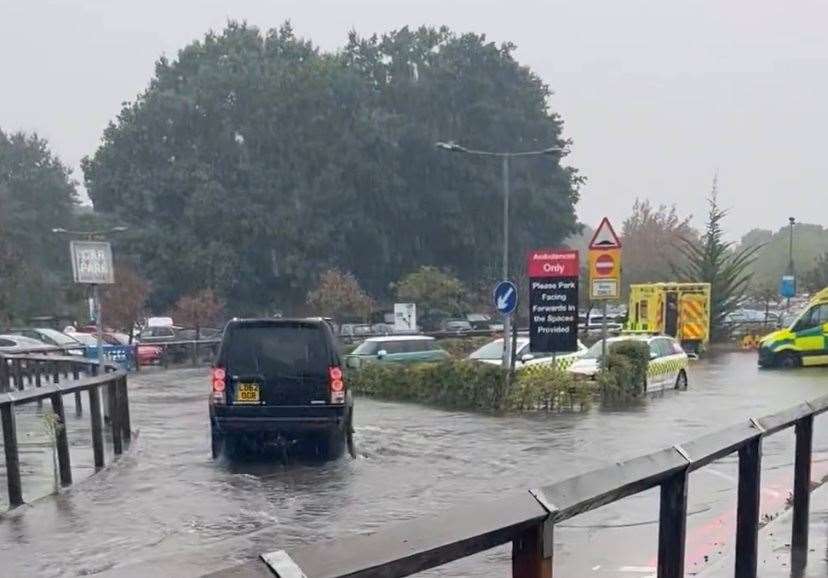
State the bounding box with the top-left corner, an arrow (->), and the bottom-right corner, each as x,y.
219,320 -> 335,405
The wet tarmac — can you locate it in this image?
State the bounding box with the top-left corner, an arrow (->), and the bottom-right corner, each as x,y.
0,350 -> 826,577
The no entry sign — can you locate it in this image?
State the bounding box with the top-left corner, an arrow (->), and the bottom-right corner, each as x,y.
528,250 -> 579,353
588,218 -> 622,300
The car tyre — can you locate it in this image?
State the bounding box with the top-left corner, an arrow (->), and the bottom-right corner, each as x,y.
211,428 -> 224,459
776,351 -> 801,369
317,428 -> 346,460
675,370 -> 688,390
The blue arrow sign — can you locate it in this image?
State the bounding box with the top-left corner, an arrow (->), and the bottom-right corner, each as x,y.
493,280 -> 518,316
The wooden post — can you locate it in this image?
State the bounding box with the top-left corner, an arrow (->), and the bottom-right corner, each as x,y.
512,521 -> 553,578
657,470 -> 688,578
52,362 -> 59,384
50,393 -> 72,486
735,438 -> 762,578
108,380 -> 122,455
88,386 -> 105,469
35,361 -> 42,388
191,341 -> 198,366
792,415 -> 813,572
1,404 -> 23,507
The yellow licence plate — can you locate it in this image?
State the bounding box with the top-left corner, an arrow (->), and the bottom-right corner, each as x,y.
235,383 -> 260,404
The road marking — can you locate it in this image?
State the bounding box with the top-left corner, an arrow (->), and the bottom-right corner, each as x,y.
591,565 -> 601,571
618,566 -> 656,573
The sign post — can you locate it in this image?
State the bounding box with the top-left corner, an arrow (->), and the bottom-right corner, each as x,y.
493,280 -> 518,370
393,303 -> 417,334
588,218 -> 622,370
528,250 -> 579,354
69,241 -> 115,415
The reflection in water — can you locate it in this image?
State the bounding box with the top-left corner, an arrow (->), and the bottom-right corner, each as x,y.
0,354 -> 825,577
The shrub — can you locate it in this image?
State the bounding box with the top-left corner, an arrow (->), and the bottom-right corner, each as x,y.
348,360 -> 507,411
508,366 -> 593,412
437,336 -> 493,358
597,340 -> 650,402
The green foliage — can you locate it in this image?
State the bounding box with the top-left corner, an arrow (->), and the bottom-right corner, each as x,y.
348,360 -> 506,411
82,22 -> 581,314
509,366 -> 592,411
437,336 -> 492,358
673,178 -> 760,340
742,225 -> 828,291
596,340 -> 649,401
621,199 -> 698,296
306,269 -> 374,322
0,130 -> 79,323
395,266 -> 467,319
802,253 -> 828,293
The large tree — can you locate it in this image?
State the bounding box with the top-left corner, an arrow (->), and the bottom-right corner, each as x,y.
621,199 -> 697,295
0,130 -> 79,323
306,269 -> 374,322
83,22 -> 581,314
674,179 -> 760,340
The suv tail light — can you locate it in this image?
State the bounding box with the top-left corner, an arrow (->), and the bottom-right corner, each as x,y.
211,367 -> 226,404
329,366 -> 345,404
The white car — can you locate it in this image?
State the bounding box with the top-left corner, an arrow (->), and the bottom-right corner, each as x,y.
0,334 -> 56,354
468,334 -> 588,371
568,335 -> 689,393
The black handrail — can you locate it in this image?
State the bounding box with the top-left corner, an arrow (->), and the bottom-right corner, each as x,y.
205,394 -> 828,578
0,352 -> 131,508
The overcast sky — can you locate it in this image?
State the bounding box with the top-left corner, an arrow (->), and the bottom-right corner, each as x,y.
2,0 -> 826,238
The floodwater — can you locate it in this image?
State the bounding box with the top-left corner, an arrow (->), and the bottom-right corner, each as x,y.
0,351 -> 826,578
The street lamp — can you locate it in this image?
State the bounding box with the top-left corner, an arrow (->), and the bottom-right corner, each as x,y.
787,217 -> 796,309
435,141 -> 566,373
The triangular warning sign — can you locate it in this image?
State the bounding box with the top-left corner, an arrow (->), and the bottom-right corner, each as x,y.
588,217 -> 622,249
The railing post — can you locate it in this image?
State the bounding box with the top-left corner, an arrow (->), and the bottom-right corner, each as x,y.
735,437 -> 762,578
34,360 -> 42,388
119,376 -> 131,443
512,521 -> 553,578
12,359 -> 22,390
50,393 -> 72,486
1,404 -> 23,507
657,469 -> 688,578
0,357 -> 8,393
88,385 -> 105,469
792,415 -> 813,572
108,380 -> 122,455
191,341 -> 198,366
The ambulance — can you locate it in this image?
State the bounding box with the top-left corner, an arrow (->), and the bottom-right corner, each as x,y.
625,283 -> 711,354
758,288 -> 828,368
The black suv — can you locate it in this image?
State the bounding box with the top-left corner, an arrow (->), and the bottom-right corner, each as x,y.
209,318 -> 353,458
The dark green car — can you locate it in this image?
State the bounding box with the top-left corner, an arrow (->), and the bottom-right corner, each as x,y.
345,336 -> 450,369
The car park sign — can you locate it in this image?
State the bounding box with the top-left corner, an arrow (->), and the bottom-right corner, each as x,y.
70,241 -> 115,284
493,280 -> 518,316
528,250 -> 579,353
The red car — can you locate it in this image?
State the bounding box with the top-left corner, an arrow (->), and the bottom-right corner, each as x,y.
136,344 -> 163,365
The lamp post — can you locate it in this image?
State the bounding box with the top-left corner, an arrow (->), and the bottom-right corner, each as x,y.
435,141 -> 565,374
787,217 -> 796,310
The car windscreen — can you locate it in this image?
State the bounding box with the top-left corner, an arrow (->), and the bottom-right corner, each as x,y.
38,329 -> 80,346
470,338 -> 529,360
222,325 -> 330,377
351,341 -> 379,355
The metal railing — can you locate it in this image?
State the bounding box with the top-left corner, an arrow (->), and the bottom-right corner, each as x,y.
207,394 -> 828,578
0,351 -> 131,508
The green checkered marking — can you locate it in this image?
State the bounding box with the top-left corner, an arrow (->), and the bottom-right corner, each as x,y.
519,356 -> 578,373
647,356 -> 688,377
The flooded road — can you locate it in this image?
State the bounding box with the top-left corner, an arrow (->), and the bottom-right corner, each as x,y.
0,351 -> 826,577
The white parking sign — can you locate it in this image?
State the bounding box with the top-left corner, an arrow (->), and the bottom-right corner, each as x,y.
70,241 -> 115,284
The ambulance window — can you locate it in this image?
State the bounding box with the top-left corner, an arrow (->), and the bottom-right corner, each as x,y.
795,306 -> 827,331
816,305 -> 828,325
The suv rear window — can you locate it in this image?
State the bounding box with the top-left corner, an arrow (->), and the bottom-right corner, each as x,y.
222,324 -> 330,377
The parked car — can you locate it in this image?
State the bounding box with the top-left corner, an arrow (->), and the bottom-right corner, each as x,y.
138,325 -> 178,343
209,318 -> 353,459
468,334 -> 588,371
0,334 -> 56,354
466,313 -> 493,330
136,344 -> 164,366
8,328 -> 84,355
567,335 -> 689,393
441,319 -> 473,332
344,335 -> 450,369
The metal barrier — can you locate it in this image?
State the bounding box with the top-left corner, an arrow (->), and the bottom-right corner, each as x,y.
0,350 -> 130,508
207,395 -> 828,578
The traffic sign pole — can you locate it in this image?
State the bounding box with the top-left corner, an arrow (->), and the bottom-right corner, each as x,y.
587,218 -> 622,371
